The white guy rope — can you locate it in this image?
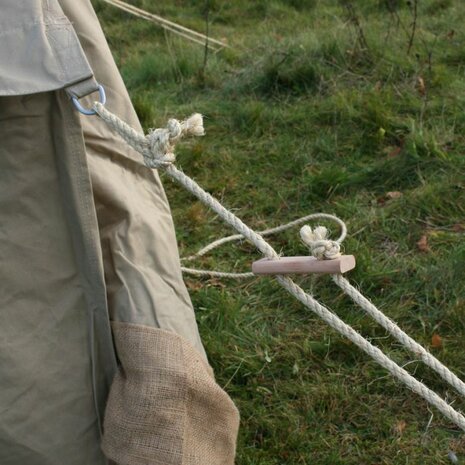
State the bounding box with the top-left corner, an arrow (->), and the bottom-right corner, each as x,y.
181,266 -> 255,279
183,206 -> 465,401
333,274 -> 465,398
182,196 -> 465,403
182,212 -> 347,261
102,0 -> 227,52
298,225 -> 465,400
179,212 -> 346,278
93,102 -> 465,432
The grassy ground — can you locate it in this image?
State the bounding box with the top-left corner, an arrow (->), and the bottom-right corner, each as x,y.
93,1 -> 465,463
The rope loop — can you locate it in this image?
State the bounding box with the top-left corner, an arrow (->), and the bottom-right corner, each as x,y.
145,128 -> 175,168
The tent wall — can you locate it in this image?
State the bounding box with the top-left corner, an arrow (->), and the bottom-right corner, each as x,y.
0,90 -> 111,465
0,1 -> 239,463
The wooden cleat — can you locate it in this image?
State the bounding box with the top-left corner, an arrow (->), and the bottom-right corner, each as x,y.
252,255 -> 356,275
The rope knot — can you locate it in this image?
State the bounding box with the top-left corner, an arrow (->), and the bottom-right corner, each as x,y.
300,225 -> 341,260
167,118 -> 183,140
144,113 -> 205,168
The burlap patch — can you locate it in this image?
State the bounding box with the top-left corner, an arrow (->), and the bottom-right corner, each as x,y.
102,322 -> 239,465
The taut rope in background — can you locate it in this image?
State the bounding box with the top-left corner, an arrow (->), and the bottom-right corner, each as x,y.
93,102 -> 465,432
102,0 -> 228,52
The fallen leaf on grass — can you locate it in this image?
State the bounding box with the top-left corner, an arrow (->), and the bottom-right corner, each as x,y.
185,280 -> 203,291
417,235 -> 430,252
387,146 -> 402,158
386,191 -> 403,200
394,419 -> 407,435
186,202 -> 207,225
377,191 -> 403,205
449,436 -> 465,454
431,333 -> 443,349
417,76 -> 426,96
206,278 -> 226,288
292,362 -> 299,375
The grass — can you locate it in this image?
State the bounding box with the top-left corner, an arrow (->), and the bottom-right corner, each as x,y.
93,0 -> 465,463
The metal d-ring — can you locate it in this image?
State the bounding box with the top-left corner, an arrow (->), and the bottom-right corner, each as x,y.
71,84 -> 106,116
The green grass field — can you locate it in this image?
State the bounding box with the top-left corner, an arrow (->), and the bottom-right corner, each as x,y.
93,1 -> 465,463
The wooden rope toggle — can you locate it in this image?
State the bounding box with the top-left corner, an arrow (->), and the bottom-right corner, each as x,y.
252,255 -> 356,275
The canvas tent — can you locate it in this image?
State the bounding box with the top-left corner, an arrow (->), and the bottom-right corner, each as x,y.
0,1 -> 239,464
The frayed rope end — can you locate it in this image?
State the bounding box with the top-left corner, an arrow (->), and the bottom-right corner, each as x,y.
183,113 -> 205,137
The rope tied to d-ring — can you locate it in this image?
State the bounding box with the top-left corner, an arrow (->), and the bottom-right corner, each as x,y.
92,102 -> 465,433
146,114 -> 204,165
93,102 -> 203,168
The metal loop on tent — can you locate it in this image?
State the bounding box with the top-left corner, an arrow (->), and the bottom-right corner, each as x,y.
72,84 -> 106,116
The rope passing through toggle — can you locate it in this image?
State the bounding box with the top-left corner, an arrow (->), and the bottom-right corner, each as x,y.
92,101 -> 465,433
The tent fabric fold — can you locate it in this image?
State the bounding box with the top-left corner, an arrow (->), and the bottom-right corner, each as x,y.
0,89 -> 110,465
60,0 -> 208,357
0,0 -> 95,96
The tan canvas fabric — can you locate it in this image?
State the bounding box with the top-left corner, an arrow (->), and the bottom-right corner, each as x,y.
0,0 -> 94,96
59,0 -> 207,357
0,90 -> 113,465
102,322 -> 240,465
1,1 -> 239,463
